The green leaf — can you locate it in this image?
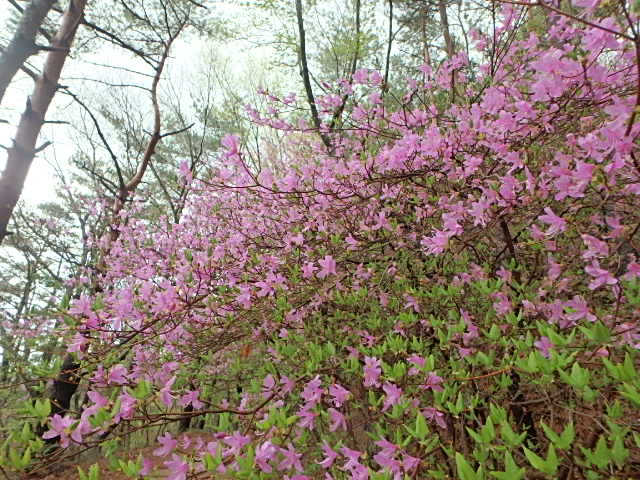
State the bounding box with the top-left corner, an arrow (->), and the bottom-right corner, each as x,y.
500,421 -> 526,447
129,379 -> 152,400
21,447 -> 31,469
34,399 -> 51,419
623,353 -> 637,380
481,417 -> 496,443
611,434 -> 629,467
415,412 -> 428,440
541,421 -> 573,450
523,447 -> 545,473
523,444 -> 558,475
559,421 -> 575,448
466,426 -> 484,444
620,383 -> 640,407
455,452 -> 479,480
490,451 -> 525,480
581,437 -> 611,469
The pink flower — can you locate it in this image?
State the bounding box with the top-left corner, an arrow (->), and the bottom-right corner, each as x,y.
382,382 -> 402,412
221,133 -> 240,155
421,372 -> 443,392
424,407 -> 447,429
329,384 -> 350,407
363,356 -> 382,388
624,261 -> 640,280
164,454 -> 188,480
280,375 -> 295,394
297,407 -> 317,429
403,294 -> 421,312
539,207 -> 567,236
581,234 -> 609,260
373,439 -> 401,476
179,390 -> 203,409
341,446 -> 363,471
328,408 -> 347,431
318,442 -> 339,469
535,336 -> 554,358
585,260 -> 617,290
223,431 -> 251,456
116,392 -> 136,421
279,443 -> 304,472
301,375 -> 323,405
153,432 -> 177,457
140,457 -> 154,476
107,364 -> 128,385
353,68 -> 369,84
302,262 -> 317,279
236,285 -> 252,309
160,376 -> 176,407
407,354 -> 425,376
402,453 -> 421,472
262,374 -> 276,398
564,295 -> 596,322
256,441 -> 278,473
318,255 -> 337,278
572,0 -> 599,8
42,414 -> 74,447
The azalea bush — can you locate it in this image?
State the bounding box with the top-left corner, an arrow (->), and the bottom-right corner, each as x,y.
4,1 -> 640,479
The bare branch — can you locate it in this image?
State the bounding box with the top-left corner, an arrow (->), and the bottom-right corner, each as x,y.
295,0 -> 331,149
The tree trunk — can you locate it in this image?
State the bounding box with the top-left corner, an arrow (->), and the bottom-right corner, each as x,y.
0,0 -> 87,244
295,0 -> 331,149
438,0 -> 455,60
35,353 -> 80,441
0,0 -> 55,106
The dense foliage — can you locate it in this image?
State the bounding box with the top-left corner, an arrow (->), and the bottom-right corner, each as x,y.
3,1 -> 640,479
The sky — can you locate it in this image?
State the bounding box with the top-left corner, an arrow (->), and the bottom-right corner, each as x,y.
0,1 -> 288,209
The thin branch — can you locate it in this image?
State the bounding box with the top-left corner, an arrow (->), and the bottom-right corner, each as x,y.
384,0 -> 393,88
60,88 -> 125,189
495,0 -> 633,41
160,122 -> 194,139
295,0 -> 331,149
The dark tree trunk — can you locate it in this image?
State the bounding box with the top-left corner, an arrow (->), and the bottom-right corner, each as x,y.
178,404 -> 194,432
35,353 -> 80,442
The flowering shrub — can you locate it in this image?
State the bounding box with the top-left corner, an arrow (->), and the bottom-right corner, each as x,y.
5,2 -> 640,479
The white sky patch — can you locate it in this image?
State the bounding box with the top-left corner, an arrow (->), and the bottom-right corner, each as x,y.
0,2 -> 289,208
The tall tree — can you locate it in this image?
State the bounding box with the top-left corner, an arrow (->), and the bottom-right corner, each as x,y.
0,0 -> 55,106
0,0 -> 87,244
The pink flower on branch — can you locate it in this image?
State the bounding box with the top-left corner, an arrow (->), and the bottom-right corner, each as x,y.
279,443 -> 304,472
538,207 -> 567,236
363,356 -> 382,388
585,260 -> 617,290
317,255 -> 337,278
42,414 -> 75,447
420,372 -> 444,392
318,442 -> 339,469
329,383 -> 350,407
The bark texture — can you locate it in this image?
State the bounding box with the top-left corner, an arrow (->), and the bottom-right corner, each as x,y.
0,0 -> 87,243
0,0 -> 55,106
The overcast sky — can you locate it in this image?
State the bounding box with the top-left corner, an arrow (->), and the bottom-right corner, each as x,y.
0,2 -> 289,209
